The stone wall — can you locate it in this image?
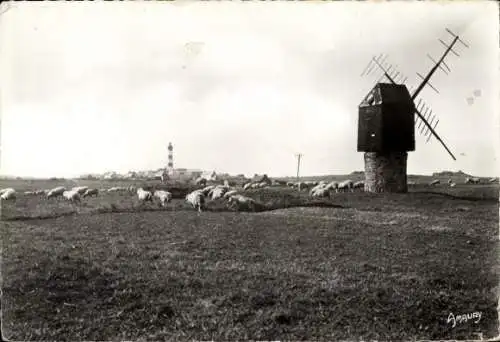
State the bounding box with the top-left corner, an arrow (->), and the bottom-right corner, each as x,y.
364,151 -> 408,193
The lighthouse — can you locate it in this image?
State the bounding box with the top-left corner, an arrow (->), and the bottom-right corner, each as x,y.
167,142 -> 174,171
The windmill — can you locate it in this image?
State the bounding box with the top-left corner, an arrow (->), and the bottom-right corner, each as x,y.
358,28 -> 469,193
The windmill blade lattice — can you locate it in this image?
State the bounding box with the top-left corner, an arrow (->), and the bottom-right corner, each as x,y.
360,28 -> 470,161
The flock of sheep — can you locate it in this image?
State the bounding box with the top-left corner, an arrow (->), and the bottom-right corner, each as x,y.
0,185 -> 104,202
178,179 -> 363,213
0,176 -> 497,212
425,176 -> 497,187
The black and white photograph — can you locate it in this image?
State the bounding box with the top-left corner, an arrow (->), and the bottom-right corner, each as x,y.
0,1 -> 499,340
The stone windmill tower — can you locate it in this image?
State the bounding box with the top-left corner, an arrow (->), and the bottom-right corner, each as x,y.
358,28 -> 469,193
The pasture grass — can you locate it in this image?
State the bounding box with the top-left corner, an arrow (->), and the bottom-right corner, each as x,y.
1,180 -> 499,340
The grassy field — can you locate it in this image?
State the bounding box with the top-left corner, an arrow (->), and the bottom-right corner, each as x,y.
1,177 -> 499,340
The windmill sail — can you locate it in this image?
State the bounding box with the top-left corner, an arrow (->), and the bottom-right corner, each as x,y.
360,28 -> 469,162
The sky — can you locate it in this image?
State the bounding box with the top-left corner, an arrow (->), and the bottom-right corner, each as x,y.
0,1 -> 498,179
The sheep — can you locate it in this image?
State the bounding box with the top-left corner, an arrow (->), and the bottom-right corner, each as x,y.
429,179 -> 440,186
47,186 -> 66,199
211,187 -> 228,200
353,181 -> 365,191
223,190 -> 238,199
0,188 -> 14,196
295,182 -> 309,191
449,182 -> 457,187
1,188 -> 16,200
337,180 -> 354,192
309,183 -> 327,196
107,186 -> 126,193
273,180 -> 287,186
137,188 -> 153,202
227,194 -> 258,211
465,177 -> 480,184
71,186 -> 89,195
154,190 -> 172,207
310,187 -> 330,198
243,182 -> 253,191
186,189 -> 205,212
195,177 -> 207,186
201,185 -> 216,196
206,185 -> 228,198
63,190 -> 80,202
82,188 -> 99,198
325,181 -> 339,192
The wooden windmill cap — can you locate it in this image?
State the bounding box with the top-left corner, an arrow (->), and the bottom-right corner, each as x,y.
359,83 -> 413,108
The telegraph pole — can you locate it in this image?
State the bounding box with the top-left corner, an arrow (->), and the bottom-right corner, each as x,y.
295,153 -> 303,191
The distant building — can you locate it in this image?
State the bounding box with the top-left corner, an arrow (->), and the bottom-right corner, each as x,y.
168,168 -> 203,180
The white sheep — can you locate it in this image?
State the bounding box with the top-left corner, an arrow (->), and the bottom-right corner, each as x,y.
429,179 -> 440,186
82,188 -> 99,198
449,182 -> 457,187
71,186 -> 89,195
201,185 -> 216,196
1,188 -> 16,200
310,187 -> 330,198
223,190 -> 238,199
337,180 -> 354,192
195,177 -> 207,186
137,188 -> 153,202
243,182 -> 253,191
47,186 -> 66,199
465,177 -> 480,184
294,182 -> 309,191
309,183 -> 327,196
63,190 -> 80,202
107,186 -> 126,193
154,190 -> 172,207
211,187 -> 228,200
227,194 -> 257,211
186,189 -> 205,212
325,181 -> 339,192
353,181 -> 365,191
0,188 -> 14,196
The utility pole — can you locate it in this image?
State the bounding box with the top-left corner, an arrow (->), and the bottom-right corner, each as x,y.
295,153 -> 303,191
